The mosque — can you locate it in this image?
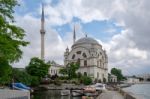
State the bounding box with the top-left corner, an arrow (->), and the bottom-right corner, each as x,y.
40,5 -> 108,82
64,28 -> 108,82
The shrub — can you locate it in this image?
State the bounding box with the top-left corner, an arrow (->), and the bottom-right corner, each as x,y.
98,79 -> 102,83
12,69 -> 32,86
80,76 -> 92,85
31,76 -> 40,86
54,79 -> 61,86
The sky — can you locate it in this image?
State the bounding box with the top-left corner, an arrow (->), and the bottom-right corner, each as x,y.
13,0 -> 150,75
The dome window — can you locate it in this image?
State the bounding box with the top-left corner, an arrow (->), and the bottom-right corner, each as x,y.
82,53 -> 87,58
76,51 -> 81,54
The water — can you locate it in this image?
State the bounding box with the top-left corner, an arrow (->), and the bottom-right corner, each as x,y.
123,84 -> 150,99
32,90 -> 81,99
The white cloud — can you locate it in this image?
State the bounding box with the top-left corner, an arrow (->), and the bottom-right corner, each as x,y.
13,0 -> 150,75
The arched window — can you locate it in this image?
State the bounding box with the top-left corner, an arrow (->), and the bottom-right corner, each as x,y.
72,54 -> 75,59
100,52 -> 102,55
97,72 -> 99,78
77,58 -> 80,65
84,72 -> 87,76
76,51 -> 81,54
82,53 -> 87,58
84,60 -> 87,66
100,60 -> 102,67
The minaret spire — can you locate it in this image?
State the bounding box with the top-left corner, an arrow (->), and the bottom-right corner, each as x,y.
40,3 -> 45,60
73,25 -> 76,44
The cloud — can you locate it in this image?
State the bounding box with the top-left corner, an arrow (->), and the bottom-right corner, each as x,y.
13,0 -> 150,75
13,14 -> 69,67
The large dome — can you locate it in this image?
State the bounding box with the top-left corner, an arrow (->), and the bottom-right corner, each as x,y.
74,37 -> 99,45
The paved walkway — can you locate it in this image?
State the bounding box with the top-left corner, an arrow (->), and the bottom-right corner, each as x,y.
97,91 -> 124,99
0,89 -> 30,99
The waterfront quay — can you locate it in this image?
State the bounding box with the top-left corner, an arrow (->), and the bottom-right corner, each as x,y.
0,89 -> 30,99
97,91 -> 124,99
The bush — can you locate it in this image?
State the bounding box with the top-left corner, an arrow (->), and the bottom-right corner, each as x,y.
98,79 -> 102,83
71,79 -> 80,85
12,69 -> 32,86
80,76 -> 92,85
12,69 -> 40,86
31,76 -> 40,86
58,76 -> 68,80
54,79 -> 61,86
94,79 -> 98,83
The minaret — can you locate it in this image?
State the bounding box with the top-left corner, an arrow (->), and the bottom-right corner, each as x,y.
73,25 -> 76,44
40,4 -> 45,60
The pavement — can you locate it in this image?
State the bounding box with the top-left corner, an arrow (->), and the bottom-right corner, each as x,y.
97,91 -> 124,99
0,89 -> 30,99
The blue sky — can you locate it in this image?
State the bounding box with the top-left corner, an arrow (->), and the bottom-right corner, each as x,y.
15,0 -> 122,42
13,0 -> 150,75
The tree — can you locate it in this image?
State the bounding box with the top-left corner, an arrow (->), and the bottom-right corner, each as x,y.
111,68 -> 124,81
68,63 -> 79,79
59,63 -> 79,79
80,76 -> 92,85
0,0 -> 29,63
12,68 -> 40,86
26,57 -> 50,79
12,68 -> 32,85
0,58 -> 12,85
59,68 -> 68,75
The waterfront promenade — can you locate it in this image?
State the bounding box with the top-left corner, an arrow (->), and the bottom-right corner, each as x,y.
0,89 -> 30,99
97,91 -> 124,99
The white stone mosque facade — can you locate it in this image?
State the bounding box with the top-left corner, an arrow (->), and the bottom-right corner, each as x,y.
39,5 -> 108,82
64,29 -> 108,82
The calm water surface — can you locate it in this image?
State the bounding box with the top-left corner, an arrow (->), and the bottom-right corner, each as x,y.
32,90 -> 81,99
123,84 -> 150,99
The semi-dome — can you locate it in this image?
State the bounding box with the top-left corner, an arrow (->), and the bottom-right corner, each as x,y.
74,37 -> 99,45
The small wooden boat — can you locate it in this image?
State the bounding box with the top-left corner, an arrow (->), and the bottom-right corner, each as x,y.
61,90 -> 70,96
72,90 -> 83,96
83,86 -> 99,97
83,86 -> 96,93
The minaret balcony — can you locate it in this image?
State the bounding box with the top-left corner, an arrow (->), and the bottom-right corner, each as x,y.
40,30 -> 45,34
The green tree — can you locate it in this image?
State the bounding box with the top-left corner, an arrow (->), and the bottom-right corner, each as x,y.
80,76 -> 92,85
12,68 -> 40,86
0,0 -> 29,63
59,68 -> 68,75
26,57 -> 50,79
0,58 -> 12,85
59,63 -> 79,79
12,68 -> 32,85
111,68 -> 124,81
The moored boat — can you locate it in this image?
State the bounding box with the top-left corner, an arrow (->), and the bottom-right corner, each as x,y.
61,89 -> 70,96
72,90 -> 83,96
94,83 -> 106,91
12,83 -> 31,91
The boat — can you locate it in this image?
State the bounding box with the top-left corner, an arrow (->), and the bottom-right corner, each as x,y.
83,86 -> 96,93
118,83 -> 132,88
72,90 -> 83,96
12,83 -> 31,91
94,83 -> 106,91
83,86 -> 98,97
61,90 -> 70,96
